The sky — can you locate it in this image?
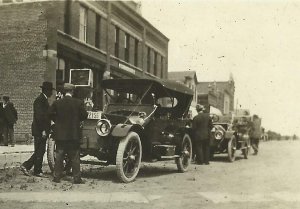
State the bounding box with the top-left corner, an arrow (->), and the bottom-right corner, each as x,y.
141,0 -> 300,136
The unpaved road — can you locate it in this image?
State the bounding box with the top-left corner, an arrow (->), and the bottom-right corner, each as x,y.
0,140 -> 299,209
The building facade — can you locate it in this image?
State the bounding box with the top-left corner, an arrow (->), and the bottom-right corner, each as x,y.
168,71 -> 198,107
197,78 -> 235,115
0,0 -> 169,141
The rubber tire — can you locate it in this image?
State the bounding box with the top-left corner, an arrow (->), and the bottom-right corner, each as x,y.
47,137 -> 56,172
228,136 -> 236,162
176,134 -> 192,172
242,140 -> 250,159
116,132 -> 142,183
210,147 -> 215,160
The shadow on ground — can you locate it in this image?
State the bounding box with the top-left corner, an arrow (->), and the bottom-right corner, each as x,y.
81,163 -> 178,182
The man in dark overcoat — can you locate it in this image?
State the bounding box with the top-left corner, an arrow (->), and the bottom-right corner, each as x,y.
49,83 -> 88,184
20,82 -> 54,176
192,104 -> 213,165
2,96 -> 18,146
249,114 -> 261,155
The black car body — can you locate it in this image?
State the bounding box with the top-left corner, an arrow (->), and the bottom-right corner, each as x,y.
210,115 -> 251,162
48,78 -> 194,182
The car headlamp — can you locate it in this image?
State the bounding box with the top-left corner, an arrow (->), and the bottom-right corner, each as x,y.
96,119 -> 112,136
215,130 -> 224,140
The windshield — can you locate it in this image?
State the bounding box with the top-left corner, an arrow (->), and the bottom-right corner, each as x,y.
101,79 -> 193,118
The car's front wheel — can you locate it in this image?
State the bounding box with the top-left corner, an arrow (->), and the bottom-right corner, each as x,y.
176,134 -> 192,172
47,137 -> 56,172
228,136 -> 237,162
116,132 -> 142,183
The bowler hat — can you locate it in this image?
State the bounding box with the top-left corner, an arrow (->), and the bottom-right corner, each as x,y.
40,81 -> 55,90
64,83 -> 75,90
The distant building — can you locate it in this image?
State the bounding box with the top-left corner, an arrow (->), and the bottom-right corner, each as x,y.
168,71 -> 198,107
197,77 -> 235,115
0,0 -> 169,141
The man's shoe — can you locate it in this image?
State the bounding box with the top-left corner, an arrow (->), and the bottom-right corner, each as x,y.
52,178 -> 61,183
34,172 -> 44,177
20,165 -> 30,176
73,179 -> 85,184
205,162 -> 210,165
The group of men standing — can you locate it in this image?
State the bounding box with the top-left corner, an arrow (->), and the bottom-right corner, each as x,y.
191,104 -> 261,165
20,81 -> 88,184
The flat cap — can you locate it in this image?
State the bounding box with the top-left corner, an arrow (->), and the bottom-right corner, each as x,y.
64,83 -> 75,90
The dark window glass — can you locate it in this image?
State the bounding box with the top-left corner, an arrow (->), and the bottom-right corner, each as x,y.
154,52 -> 157,76
147,47 -> 151,72
115,27 -> 119,58
125,33 -> 130,62
95,15 -> 101,49
134,39 -> 139,67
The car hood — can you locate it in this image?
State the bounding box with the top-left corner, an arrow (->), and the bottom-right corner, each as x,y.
102,113 -> 145,126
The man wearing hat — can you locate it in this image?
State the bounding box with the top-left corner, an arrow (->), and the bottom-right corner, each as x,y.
2,96 -> 18,146
20,81 -> 54,177
49,83 -> 88,184
192,104 -> 213,165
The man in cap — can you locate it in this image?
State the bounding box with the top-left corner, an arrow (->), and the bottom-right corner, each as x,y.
192,104 -> 213,165
2,96 -> 18,146
49,83 -> 88,184
20,81 -> 54,176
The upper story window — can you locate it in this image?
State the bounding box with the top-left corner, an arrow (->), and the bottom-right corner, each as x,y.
147,47 -> 151,73
161,56 -> 164,78
125,33 -> 130,62
115,27 -> 120,58
154,52 -> 157,76
134,39 -> 139,67
95,15 -> 101,49
79,6 -> 88,42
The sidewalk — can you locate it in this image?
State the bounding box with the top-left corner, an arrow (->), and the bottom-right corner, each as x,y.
0,144 -> 35,169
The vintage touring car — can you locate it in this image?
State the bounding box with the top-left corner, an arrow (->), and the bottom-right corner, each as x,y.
48,78 -> 194,182
210,115 -> 251,162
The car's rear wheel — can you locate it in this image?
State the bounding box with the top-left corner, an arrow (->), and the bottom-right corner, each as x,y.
116,132 -> 142,183
242,147 -> 249,159
47,137 -> 71,173
228,136 -> 236,162
176,134 -> 192,172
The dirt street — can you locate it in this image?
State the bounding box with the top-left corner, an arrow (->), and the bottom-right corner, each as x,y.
0,140 -> 299,209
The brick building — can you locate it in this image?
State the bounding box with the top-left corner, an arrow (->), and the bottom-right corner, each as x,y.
197,77 -> 235,115
168,71 -> 198,107
0,0 -> 169,142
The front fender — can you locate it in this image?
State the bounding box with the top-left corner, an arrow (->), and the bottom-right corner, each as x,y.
111,124 -> 143,137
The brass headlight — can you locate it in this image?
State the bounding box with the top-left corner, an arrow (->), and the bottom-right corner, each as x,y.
215,130 -> 224,140
96,119 -> 112,136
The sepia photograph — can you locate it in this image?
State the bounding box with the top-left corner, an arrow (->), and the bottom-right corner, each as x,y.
0,0 -> 299,208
